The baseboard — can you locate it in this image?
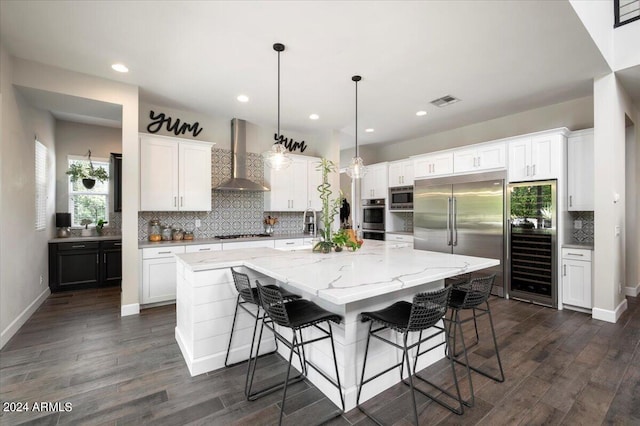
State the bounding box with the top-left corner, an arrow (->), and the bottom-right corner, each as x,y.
592,298 -> 628,323
1,288 -> 50,349
121,303 -> 140,317
624,282 -> 640,297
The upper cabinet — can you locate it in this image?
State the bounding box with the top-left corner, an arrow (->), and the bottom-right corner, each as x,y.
413,152 -> 454,179
139,134 -> 214,211
264,154 -> 321,211
362,162 -> 389,199
454,142 -> 506,174
567,129 -> 594,211
388,160 -> 414,187
508,132 -> 564,182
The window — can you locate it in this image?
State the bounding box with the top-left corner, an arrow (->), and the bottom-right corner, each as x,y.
68,156 -> 110,227
35,140 -> 47,230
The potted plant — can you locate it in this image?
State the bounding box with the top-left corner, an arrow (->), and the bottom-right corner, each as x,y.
313,158 -> 342,254
80,218 -> 93,236
96,219 -> 108,236
66,150 -> 109,189
331,229 -> 349,252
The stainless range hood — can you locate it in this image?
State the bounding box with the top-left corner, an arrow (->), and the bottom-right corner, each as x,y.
215,118 -> 269,191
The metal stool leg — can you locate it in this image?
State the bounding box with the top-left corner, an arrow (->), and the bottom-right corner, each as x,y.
224,294 -> 241,367
486,301 -> 505,382
356,322 -> 373,407
403,334 -> 420,426
278,333 -> 298,426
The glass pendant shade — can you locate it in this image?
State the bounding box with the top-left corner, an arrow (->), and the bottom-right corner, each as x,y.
347,156 -> 367,179
263,143 -> 292,171
261,42 -> 291,170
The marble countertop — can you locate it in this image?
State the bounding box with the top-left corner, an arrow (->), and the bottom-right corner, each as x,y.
563,242 -> 594,250
175,240 -> 499,305
138,232 -> 311,248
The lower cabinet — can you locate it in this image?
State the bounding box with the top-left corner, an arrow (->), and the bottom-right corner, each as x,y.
49,240 -> 121,292
561,248 -> 592,309
140,246 -> 185,304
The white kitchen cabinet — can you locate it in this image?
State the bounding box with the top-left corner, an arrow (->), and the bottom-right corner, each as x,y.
265,155 -> 320,211
307,158 -> 323,211
413,152 -> 454,179
385,233 -> 414,243
567,129 -> 594,211
140,134 -> 214,211
508,133 -> 563,182
388,160 -> 414,188
185,243 -> 222,253
141,245 -> 185,304
561,248 -> 592,309
454,142 -> 506,174
361,162 -> 389,199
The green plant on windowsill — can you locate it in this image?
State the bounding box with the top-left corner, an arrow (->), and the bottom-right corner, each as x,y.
96,219 -> 108,236
313,158 -> 342,254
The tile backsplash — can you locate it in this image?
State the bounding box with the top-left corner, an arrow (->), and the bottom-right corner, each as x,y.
137,148 -> 306,240
569,211 -> 594,243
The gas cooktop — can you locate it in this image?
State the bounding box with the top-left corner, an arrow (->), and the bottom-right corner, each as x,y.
214,233 -> 272,240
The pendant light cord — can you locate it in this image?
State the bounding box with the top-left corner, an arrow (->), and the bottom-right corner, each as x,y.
277,48 -> 280,138
355,78 -> 358,157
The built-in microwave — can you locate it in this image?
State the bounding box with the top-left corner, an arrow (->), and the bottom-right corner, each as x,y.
389,186 -> 413,210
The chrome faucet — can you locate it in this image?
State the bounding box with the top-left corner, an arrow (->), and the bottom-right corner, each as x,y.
302,207 -> 317,236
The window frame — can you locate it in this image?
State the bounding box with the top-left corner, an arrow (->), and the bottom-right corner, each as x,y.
67,155 -> 110,228
35,140 -> 48,231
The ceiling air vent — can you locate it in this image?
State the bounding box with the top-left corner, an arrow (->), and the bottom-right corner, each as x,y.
430,95 -> 461,107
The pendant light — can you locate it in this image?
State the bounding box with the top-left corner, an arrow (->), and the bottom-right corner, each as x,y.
262,42 -> 292,171
347,75 -> 367,179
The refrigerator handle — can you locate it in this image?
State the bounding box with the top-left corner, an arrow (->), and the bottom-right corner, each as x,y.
447,197 -> 452,246
452,197 -> 458,246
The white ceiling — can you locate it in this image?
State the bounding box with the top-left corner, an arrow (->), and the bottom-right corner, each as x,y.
0,1 -> 612,149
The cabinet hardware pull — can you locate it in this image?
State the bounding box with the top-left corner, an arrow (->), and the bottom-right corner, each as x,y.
526,165 -> 530,176
72,245 -> 85,248
532,164 -> 536,175
180,197 -> 183,207
158,251 -> 172,254
114,243 -> 122,246
96,254 -> 99,264
199,248 -> 211,251
569,196 -> 572,207
104,253 -> 106,263
447,197 -> 452,246
286,242 -> 295,245
174,197 -> 177,207
567,253 -> 584,256
563,264 -> 567,276
477,157 -> 481,167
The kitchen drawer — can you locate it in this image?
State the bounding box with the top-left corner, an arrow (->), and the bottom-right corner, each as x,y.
142,245 -> 185,259
57,241 -> 100,251
274,239 -> 304,248
185,243 -> 222,253
102,240 -> 122,250
223,240 -> 275,250
562,248 -> 592,261
386,233 -> 414,243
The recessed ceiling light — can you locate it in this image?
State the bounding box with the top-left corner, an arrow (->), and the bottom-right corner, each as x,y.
237,95 -> 249,103
416,110 -> 427,116
309,114 -> 319,120
365,128 -> 374,133
111,63 -> 128,73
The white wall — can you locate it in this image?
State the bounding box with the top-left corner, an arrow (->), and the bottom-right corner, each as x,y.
0,46 -> 56,347
569,0 -> 614,70
625,120 -> 639,295
361,96 -> 593,162
55,120 -> 122,211
593,72 -> 638,321
11,57 -> 140,314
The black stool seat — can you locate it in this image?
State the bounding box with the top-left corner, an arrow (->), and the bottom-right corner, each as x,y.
283,299 -> 342,329
250,285 -> 299,304
357,287 -> 465,425
248,281 -> 344,425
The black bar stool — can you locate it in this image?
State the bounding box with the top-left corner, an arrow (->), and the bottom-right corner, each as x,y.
224,268 -> 301,397
357,286 -> 464,425
249,280 -> 345,426
447,274 -> 504,407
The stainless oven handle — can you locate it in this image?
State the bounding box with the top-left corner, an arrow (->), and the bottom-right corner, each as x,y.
447,197 -> 452,246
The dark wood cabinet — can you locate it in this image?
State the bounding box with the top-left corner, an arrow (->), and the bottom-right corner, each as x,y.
49,239 -> 122,292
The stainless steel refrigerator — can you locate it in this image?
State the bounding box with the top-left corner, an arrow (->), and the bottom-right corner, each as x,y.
414,171 -> 506,296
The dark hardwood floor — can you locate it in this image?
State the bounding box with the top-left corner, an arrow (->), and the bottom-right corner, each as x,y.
1,288 -> 638,425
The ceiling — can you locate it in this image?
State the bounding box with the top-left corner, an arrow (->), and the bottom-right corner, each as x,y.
0,1 -> 612,149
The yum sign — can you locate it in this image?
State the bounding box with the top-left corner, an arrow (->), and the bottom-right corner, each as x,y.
274,133 -> 308,153
146,110 -> 204,137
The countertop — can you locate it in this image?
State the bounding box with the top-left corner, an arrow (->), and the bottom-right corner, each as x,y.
138,232 -> 312,248
563,242 -> 594,250
50,235 -> 122,243
175,240 -> 499,305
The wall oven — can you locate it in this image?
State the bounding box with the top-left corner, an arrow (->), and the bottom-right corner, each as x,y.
389,186 -> 413,210
362,199 -> 385,240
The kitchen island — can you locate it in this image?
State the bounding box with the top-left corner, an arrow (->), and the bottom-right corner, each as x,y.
174,240 -> 499,410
